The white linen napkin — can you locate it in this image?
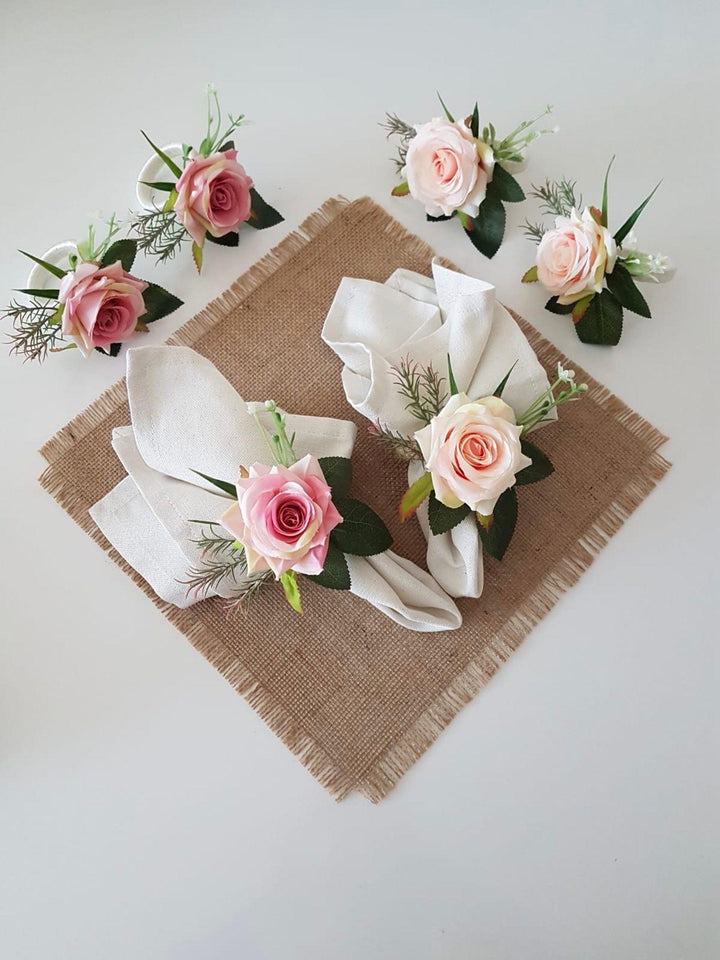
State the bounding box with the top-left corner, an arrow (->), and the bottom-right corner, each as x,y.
89,346 -> 461,632
322,260 -> 554,599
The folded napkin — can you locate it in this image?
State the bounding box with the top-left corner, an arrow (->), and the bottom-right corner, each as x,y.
89,346 -> 462,632
322,261 -> 554,598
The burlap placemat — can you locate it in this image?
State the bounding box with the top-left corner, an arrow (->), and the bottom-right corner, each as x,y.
39,198 -> 670,801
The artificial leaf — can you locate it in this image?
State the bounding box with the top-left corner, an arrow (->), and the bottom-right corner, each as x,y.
470,102 -> 479,138
189,469 -> 236,497
218,140 -> 235,152
427,212 -> 454,222
139,180 -> 176,192
447,353 -> 459,396
318,456 -> 352,499
571,294 -> 594,323
601,155 -> 615,226
488,164 -> 525,203
280,570 -> 302,612
206,231 -> 240,247
544,297 -> 574,315
18,250 -> 67,280
493,360 -> 518,398
95,342 -> 122,358
614,181 -> 662,245
437,91 -> 454,122
141,283 -> 183,324
162,189 -> 178,214
521,266 -> 538,283
476,487 -> 517,560
305,542 -> 351,590
192,241 -> 203,274
574,288 -> 623,345
247,188 -> 284,230
15,288 -> 60,299
140,131 -> 183,179
391,182 -> 410,197
515,439 -> 554,485
399,471 -> 433,522
428,493 -> 470,535
331,498 -> 392,556
197,137 -> 213,158
458,194 -> 506,259
101,239 -> 137,272
605,261 -> 651,317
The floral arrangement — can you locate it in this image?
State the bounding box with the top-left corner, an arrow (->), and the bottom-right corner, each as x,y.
521,160 -> 674,345
3,218 -> 182,362
186,401 -> 392,613
131,87 -> 283,272
384,97 -> 556,258
380,357 -> 586,560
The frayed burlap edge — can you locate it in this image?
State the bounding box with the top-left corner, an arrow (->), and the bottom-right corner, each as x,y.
38,197 -> 671,803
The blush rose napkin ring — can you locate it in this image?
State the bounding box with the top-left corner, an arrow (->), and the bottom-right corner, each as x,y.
88,346 -> 462,632
322,261 -> 556,600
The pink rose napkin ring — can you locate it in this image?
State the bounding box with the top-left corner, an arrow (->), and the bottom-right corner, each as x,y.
89,346 -> 462,632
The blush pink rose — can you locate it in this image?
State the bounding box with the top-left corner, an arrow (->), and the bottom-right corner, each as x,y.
536,207 -> 618,304
58,261 -> 148,358
404,118 -> 494,218
174,149 -> 253,247
220,454 -> 343,579
415,393 -> 531,516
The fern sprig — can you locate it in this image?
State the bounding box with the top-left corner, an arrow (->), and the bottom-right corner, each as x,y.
381,112 -> 416,173
391,357 -> 447,425
368,421 -> 422,462
529,177 -> 583,219
130,207 -> 188,264
3,298 -> 65,363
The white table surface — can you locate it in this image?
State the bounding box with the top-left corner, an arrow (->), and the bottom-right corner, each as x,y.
1,2 -> 718,958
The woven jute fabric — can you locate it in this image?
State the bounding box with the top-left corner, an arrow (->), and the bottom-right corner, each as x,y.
39,198 -> 671,801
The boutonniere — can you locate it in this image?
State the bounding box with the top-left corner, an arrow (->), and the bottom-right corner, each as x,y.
187,401 -> 392,613
3,217 -> 182,362
395,358 -> 586,560
521,159 -> 674,345
131,86 -> 283,273
383,97 -> 556,258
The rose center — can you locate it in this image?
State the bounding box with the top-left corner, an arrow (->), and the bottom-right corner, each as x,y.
270,495 -> 312,541
458,431 -> 497,470
432,148 -> 459,184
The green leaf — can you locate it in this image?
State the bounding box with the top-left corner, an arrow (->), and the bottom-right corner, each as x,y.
162,189 -> 178,214
331,498 -> 392,556
458,194 -> 506,259
488,164 -> 525,203
436,91 -> 454,122
521,265 -> 538,283
614,181 -> 662,245
246,188 -> 284,230
605,261 -> 651,318
141,283 -> 183,324
545,297 -> 574,315
206,231 -> 240,247
189,469 -> 236,497
318,456 -> 352,499
18,250 -> 67,280
197,136 -> 213,158
305,542 -> 350,590
139,180 -> 176,192
15,287 -> 60,299
515,439 -> 554,486
391,182 -> 410,197
399,471 -> 433,521
280,570 -> 302,612
574,288 -> 623,345
218,140 -> 235,152
470,102 -> 479,138
191,241 -> 203,274
140,131 -> 183,179
100,239 -> 136,271
493,360 -> 518,398
428,493 -> 471,535
571,294 -> 595,323
476,487 -> 517,561
95,342 -> 122,358
601,155 -> 615,227
447,353 -> 459,396
427,212 -> 454,222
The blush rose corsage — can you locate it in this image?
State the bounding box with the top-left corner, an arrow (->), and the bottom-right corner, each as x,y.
131,87 -> 283,273
383,98 -> 556,258
186,401 -> 392,613
387,358 -> 586,560
3,217 -> 182,362
521,159 -> 674,345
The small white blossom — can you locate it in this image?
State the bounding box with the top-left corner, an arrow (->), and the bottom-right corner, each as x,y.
557,362 -> 575,383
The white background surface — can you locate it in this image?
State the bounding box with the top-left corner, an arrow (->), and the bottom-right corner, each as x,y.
1,2 -> 718,958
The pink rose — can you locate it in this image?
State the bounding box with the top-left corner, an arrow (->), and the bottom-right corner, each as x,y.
415,394 -> 531,516
536,207 -> 618,304
220,454 -> 343,579
404,118 -> 494,218
58,261 -> 148,358
174,149 -> 253,247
